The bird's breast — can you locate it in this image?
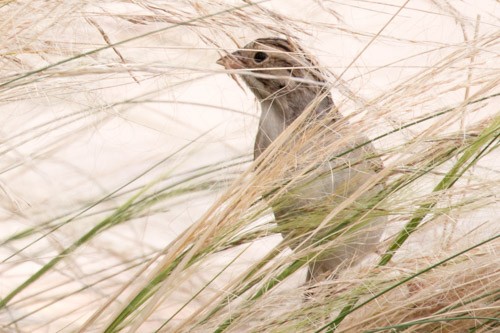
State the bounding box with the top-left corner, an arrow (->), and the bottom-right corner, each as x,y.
254,101 -> 287,159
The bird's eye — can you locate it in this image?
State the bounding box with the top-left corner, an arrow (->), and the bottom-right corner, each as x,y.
253,51 -> 268,63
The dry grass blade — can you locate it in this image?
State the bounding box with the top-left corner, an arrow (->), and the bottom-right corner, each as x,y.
0,1 -> 498,333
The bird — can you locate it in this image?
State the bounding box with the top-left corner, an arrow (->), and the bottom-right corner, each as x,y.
216,37 -> 385,283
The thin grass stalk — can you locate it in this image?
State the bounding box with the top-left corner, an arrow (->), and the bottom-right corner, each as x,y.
315,233 -> 499,333
365,316 -> 499,333
319,114 -> 500,332
0,128 -> 213,309
203,104 -> 490,331
1,1 -> 498,332
0,2 -> 265,91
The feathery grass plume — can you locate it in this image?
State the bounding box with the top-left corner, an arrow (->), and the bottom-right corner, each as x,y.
1,1 -> 498,332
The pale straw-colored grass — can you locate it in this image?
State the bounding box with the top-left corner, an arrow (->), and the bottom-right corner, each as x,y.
1,1 -> 498,332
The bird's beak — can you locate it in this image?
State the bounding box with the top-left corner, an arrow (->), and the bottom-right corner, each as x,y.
216,54 -> 246,91
216,56 -> 226,66
216,54 -> 244,70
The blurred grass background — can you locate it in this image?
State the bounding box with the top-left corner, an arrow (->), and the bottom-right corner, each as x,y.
0,1 -> 498,332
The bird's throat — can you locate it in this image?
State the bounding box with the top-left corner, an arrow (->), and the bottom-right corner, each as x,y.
254,101 -> 288,159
